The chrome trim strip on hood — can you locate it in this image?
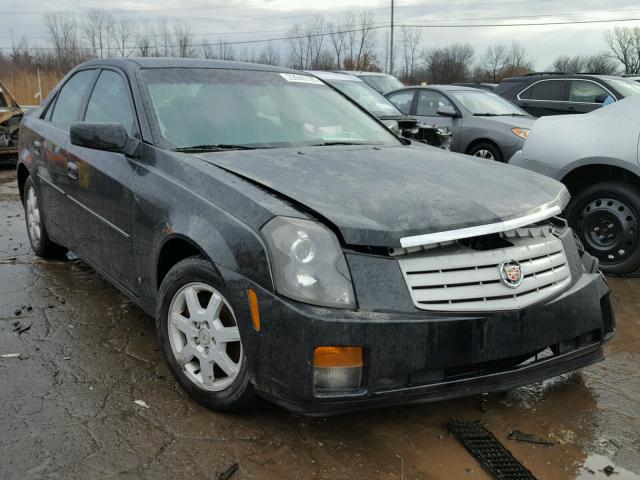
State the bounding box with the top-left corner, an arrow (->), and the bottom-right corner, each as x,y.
399,188 -> 570,249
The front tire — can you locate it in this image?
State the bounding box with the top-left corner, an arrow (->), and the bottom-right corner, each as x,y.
23,176 -> 68,258
156,256 -> 257,412
468,142 -> 503,162
566,181 -> 640,275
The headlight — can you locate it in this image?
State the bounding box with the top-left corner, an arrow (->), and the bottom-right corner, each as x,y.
262,217 -> 356,308
512,127 -> 530,140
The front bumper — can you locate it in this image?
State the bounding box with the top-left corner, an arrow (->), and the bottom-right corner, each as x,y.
225,264 -> 613,416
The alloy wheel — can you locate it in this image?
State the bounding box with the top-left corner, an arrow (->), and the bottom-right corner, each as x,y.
473,149 -> 495,160
167,282 -> 243,391
25,186 -> 42,248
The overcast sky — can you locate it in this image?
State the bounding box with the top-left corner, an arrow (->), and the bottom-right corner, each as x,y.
2,0 -> 640,69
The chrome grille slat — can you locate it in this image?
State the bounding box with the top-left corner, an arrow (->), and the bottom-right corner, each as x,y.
398,227 -> 572,312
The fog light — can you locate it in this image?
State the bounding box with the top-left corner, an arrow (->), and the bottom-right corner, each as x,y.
313,347 -> 363,394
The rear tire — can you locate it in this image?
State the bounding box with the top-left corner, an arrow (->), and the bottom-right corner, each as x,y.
565,181 -> 640,275
156,256 -> 258,412
23,176 -> 68,259
468,142 -> 503,162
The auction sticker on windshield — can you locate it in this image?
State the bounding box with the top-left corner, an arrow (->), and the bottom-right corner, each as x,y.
280,73 -> 324,85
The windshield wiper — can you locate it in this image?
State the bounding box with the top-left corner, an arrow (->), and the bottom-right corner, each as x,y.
308,141 -> 376,146
174,144 -> 256,152
472,113 -> 500,117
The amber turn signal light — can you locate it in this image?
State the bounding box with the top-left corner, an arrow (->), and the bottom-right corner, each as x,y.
313,347 -> 363,368
247,288 -> 261,331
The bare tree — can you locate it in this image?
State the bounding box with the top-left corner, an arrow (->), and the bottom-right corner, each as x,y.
44,12 -> 85,70
287,15 -> 332,69
135,22 -> 156,57
82,9 -> 112,59
584,53 -> 618,75
256,42 -> 280,66
551,54 -> 585,73
174,22 -> 194,58
604,27 -> 640,74
421,43 -> 474,83
479,44 -> 508,82
399,26 -> 421,82
157,18 -> 172,57
328,21 -> 348,69
343,11 -> 378,71
111,17 -> 136,57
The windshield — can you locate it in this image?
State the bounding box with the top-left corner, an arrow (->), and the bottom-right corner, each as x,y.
140,68 -> 400,150
607,78 -> 640,98
358,75 -> 404,94
449,90 -> 529,116
329,80 -> 401,117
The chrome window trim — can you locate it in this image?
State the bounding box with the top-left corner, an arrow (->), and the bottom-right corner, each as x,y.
516,78 -> 617,105
399,189 -> 570,248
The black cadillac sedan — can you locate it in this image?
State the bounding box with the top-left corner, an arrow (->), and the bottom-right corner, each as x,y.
17,58 -> 614,415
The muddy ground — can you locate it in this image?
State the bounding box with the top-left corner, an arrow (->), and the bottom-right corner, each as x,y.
0,166 -> 638,480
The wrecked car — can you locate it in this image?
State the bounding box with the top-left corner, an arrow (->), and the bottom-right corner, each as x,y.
0,79 -> 23,165
308,70 -> 452,150
17,58 -> 614,415
510,95 -> 640,275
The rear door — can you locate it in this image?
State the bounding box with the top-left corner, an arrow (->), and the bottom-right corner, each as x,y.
41,69 -> 99,246
64,68 -> 140,292
517,79 -> 570,116
567,80 -> 613,114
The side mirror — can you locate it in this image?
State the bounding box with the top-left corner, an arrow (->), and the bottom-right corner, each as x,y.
437,105 -> 459,117
70,122 -> 137,155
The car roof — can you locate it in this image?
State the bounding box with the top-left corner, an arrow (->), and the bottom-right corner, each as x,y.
306,71 -> 363,82
338,70 -> 394,77
78,57 -> 299,74
388,85 -> 485,93
501,73 -> 622,82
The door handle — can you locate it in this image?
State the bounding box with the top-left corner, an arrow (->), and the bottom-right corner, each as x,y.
67,161 -> 78,180
32,140 -> 42,155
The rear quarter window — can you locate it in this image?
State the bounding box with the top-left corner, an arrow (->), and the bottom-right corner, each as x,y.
50,69 -> 97,129
522,80 -> 568,101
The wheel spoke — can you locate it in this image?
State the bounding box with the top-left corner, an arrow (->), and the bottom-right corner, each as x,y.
204,292 -> 223,320
184,286 -> 202,317
199,358 -> 215,386
214,350 -> 238,377
179,344 -> 199,364
171,312 -> 197,336
216,325 -> 240,344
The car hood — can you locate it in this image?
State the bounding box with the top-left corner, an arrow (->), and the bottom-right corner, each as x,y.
195,145 -> 567,247
477,115 -> 536,129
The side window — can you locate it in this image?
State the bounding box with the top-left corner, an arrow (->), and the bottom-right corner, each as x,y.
85,70 -> 136,136
526,80 -> 568,101
50,70 -> 97,129
416,90 -> 453,116
570,80 -> 610,103
387,90 -> 414,114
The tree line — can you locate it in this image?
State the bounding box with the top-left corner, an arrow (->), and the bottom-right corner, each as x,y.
1,9 -> 640,85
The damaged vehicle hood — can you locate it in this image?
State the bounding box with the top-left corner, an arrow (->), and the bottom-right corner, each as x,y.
196,145 -> 568,247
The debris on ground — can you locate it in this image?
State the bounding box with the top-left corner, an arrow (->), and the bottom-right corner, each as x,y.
609,439 -> 621,449
217,463 -> 239,480
448,419 -> 537,480
1,352 -> 22,358
12,321 -> 31,334
133,400 -> 150,409
508,430 -> 555,447
14,308 -> 21,316
603,465 -> 616,476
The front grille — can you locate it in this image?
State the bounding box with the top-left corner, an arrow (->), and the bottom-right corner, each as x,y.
397,225 -> 571,312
